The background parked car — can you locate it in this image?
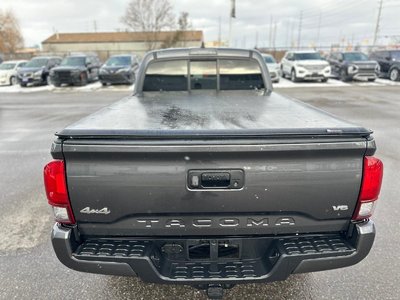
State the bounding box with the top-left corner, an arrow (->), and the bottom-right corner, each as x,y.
262,54 -> 280,83
50,54 -> 101,87
328,52 -> 380,82
370,50 -> 400,81
99,54 -> 139,86
18,56 -> 62,87
0,60 -> 27,86
281,51 -> 331,82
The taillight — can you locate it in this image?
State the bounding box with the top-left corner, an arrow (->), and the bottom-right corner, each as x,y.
352,156 -> 383,221
44,160 -> 75,224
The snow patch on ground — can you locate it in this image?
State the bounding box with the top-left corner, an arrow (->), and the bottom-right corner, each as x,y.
0,82 -> 134,94
0,78 -> 399,94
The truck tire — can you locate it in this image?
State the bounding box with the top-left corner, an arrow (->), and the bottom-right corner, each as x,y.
291,69 -> 299,82
389,68 -> 400,81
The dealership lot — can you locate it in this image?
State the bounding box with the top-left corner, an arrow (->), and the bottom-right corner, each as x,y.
0,86 -> 399,299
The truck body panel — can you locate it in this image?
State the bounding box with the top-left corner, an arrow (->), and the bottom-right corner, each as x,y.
64,139 -> 366,237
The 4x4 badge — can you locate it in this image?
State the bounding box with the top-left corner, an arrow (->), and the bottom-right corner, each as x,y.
80,207 -> 111,215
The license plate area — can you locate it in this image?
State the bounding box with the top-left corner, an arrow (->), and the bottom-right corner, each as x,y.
188,240 -> 241,260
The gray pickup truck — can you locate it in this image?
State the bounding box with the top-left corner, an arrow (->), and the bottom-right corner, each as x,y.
44,48 -> 383,299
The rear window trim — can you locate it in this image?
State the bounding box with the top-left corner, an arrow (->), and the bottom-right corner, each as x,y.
142,57 -> 264,93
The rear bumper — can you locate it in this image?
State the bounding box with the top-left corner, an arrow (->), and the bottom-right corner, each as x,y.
51,221 -> 375,284
17,75 -> 45,85
0,76 -> 10,85
352,73 -> 378,81
51,73 -> 82,85
296,68 -> 330,80
99,73 -> 133,84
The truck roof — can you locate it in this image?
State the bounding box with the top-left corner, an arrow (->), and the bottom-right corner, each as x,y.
58,91 -> 371,139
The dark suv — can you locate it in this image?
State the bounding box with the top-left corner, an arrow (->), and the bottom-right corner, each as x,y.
99,54 -> 139,86
18,56 -> 62,87
370,50 -> 400,81
50,55 -> 101,87
328,52 -> 379,82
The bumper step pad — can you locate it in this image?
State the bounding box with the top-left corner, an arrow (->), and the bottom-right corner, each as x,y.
73,234 -> 355,281
76,240 -> 150,258
279,236 -> 354,255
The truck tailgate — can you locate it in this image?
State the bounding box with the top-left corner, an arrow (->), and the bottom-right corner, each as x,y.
63,138 -> 367,236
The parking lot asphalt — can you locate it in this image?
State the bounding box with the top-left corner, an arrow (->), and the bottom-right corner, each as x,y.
0,85 -> 399,300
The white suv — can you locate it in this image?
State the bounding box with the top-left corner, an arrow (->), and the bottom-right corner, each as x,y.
281,51 -> 331,82
0,60 -> 27,86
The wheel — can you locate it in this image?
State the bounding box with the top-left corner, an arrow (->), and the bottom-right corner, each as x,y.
79,72 -> 88,86
54,82 -> 61,87
10,76 -> 17,86
389,68 -> 400,81
368,78 -> 376,82
291,69 -> 299,82
20,83 -> 27,88
321,78 -> 328,83
101,82 -> 107,87
340,69 -> 350,82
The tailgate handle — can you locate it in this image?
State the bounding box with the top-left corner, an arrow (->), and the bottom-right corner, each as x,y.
188,170 -> 244,190
201,172 -> 231,188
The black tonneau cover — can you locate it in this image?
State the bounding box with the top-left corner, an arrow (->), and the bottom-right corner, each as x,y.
58,91 -> 371,139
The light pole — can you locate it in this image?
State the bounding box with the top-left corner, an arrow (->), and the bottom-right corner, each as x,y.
373,0 -> 384,47
297,11 -> 303,49
228,0 -> 236,47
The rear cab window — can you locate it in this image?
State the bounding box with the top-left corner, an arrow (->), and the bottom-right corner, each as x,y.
143,59 -> 264,92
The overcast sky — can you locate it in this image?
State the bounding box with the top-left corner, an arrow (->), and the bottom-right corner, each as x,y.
2,0 -> 400,49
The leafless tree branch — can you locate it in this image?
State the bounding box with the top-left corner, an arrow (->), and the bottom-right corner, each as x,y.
121,0 -> 176,50
0,10 -> 24,54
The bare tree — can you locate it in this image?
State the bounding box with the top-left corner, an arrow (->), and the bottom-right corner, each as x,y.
178,12 -> 191,32
162,12 -> 192,49
121,0 -> 175,50
0,10 -> 24,54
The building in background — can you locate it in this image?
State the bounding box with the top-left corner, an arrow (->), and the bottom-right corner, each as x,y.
42,31 -> 203,60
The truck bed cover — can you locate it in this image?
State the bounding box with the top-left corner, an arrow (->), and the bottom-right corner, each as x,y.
58,91 -> 371,139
